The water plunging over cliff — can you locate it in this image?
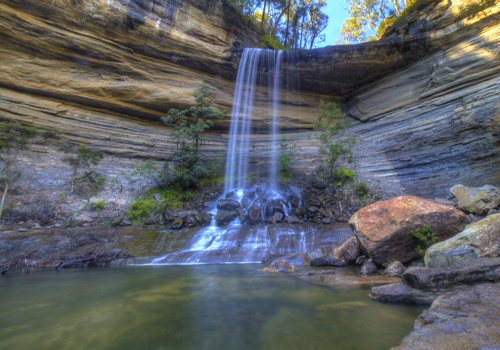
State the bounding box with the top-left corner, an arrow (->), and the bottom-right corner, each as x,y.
225,48 -> 284,191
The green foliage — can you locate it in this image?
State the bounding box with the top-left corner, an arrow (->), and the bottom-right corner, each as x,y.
40,128 -> 62,140
410,225 -> 438,256
160,84 -> 224,189
82,170 -> 106,189
381,259 -> 397,268
354,181 -> 369,196
339,0 -> 415,44
128,199 -> 159,220
261,34 -> 288,50
0,121 -> 39,149
277,136 -> 296,184
92,199 -> 106,210
245,172 -> 257,184
461,0 -> 496,20
375,194 -> 382,201
61,144 -> 104,193
315,101 -> 356,183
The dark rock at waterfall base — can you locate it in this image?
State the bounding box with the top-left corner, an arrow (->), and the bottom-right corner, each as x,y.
307,206 -> 319,214
215,212 -> 238,226
184,214 -> 198,228
225,191 -> 235,198
360,259 -> 377,275
162,210 -> 173,223
217,199 -> 240,211
285,216 -> 300,224
274,212 -> 283,221
392,284 -> 500,350
248,205 -> 261,223
269,216 -> 277,224
196,213 -> 212,226
310,256 -> 346,267
171,219 -> 184,229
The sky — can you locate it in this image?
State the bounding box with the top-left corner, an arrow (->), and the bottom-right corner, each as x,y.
322,0 -> 350,47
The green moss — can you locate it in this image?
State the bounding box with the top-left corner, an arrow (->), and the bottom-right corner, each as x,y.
260,35 -> 288,50
333,168 -> 357,183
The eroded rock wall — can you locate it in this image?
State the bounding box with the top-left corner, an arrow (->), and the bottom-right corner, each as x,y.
348,0 -> 500,197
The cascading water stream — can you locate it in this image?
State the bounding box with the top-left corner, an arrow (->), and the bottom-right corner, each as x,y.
147,48 -> 311,265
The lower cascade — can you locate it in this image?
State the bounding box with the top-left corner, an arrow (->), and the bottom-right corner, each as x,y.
150,48 -> 318,264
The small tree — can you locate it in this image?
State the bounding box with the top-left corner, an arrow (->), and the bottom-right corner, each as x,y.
315,101 -> 356,182
62,144 -> 104,193
277,136 -> 297,184
160,84 -> 224,188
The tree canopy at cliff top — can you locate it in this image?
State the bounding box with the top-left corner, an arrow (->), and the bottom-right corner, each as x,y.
225,0 -> 416,47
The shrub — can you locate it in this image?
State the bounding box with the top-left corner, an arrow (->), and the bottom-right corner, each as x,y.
277,136 -> 296,184
160,84 -> 224,189
61,144 -> 104,193
354,182 -> 369,196
315,101 -> 356,183
410,225 -> 438,256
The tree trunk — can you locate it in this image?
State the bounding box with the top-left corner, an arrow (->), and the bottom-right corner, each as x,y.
285,0 -> 290,45
392,0 -> 401,17
262,0 -> 267,28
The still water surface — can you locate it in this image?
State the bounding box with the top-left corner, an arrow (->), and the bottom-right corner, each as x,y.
0,265 -> 424,350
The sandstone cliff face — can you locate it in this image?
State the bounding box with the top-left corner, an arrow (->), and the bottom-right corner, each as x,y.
348,0 -> 500,197
1,0 -> 499,199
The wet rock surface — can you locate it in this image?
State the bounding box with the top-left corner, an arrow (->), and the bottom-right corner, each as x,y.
360,259 -> 378,275
263,260 -> 298,273
261,253 -> 311,266
349,196 -> 467,264
217,199 -> 240,211
332,237 -> 361,264
392,284 -> 500,350
371,258 -> 500,304
310,256 -> 346,267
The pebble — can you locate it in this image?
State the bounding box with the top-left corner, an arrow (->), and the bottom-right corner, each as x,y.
19,228 -> 27,232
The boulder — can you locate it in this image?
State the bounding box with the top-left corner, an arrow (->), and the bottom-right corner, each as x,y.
285,216 -> 300,224
171,219 -> 183,229
360,259 -> 377,275
274,212 -> 283,221
307,248 -> 324,260
261,253 -> 311,266
269,216 -> 277,224
392,284 -> 500,349
425,214 -> 500,265
263,260 -> 298,273
303,274 -> 400,287
349,196 -> 467,264
225,191 -> 235,198
184,214 -> 198,228
216,199 -> 240,211
196,213 -> 212,226
332,237 -> 361,264
310,256 -> 346,267
426,249 -> 477,268
382,261 -> 406,277
248,205 -> 261,223
162,210 -> 173,223
323,208 -> 334,218
307,206 -> 319,214
370,282 -> 444,305
450,184 -> 500,215
402,258 -> 500,291
215,212 -> 238,226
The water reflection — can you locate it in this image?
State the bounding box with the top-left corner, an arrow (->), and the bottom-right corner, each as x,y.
0,265 -> 425,350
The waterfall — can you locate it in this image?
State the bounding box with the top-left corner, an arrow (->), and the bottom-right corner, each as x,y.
224,48 -> 284,192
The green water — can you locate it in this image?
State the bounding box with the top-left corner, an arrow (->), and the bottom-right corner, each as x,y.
0,265 -> 424,350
